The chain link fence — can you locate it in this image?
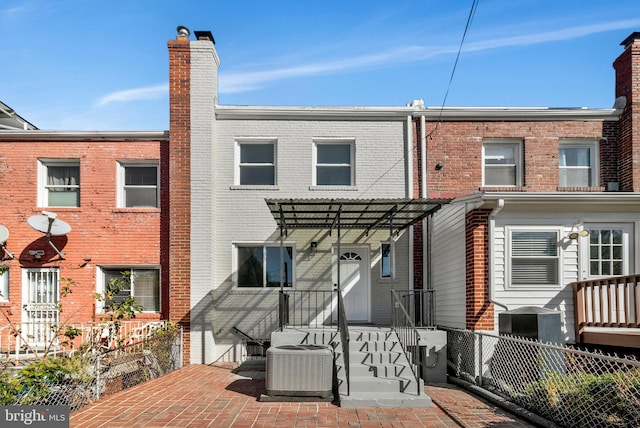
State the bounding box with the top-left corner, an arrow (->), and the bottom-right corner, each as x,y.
0,323 -> 182,411
445,328 -> 640,427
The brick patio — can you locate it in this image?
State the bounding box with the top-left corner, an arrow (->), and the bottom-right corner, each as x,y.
71,363 -> 535,427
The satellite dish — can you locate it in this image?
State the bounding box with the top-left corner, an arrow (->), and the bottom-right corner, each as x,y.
27,211 -> 71,259
0,225 -> 8,244
0,224 -> 13,260
28,212 -> 72,236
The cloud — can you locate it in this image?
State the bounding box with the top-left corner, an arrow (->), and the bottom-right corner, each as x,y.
220,18 -> 640,94
95,83 -> 168,107
96,18 -> 640,99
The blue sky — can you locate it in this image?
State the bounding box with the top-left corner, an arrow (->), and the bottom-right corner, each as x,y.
2,0 -> 640,130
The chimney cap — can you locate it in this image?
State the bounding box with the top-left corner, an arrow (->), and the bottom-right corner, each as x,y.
177,25 -> 190,39
620,32 -> 640,47
194,30 -> 215,44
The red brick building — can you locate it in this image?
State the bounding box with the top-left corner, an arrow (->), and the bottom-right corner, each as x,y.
0,131 -> 169,350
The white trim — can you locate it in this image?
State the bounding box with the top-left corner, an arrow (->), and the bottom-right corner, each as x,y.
0,269 -> 8,302
579,222 -> 634,279
505,225 -> 564,290
559,139 -> 599,187
234,137 -> 277,186
96,266 -> 162,314
312,139 -> 355,186
232,241 -> 296,289
117,160 -> 160,208
38,158 -> 80,208
482,139 -> 523,187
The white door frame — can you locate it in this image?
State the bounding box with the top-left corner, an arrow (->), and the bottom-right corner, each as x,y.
332,244 -> 371,323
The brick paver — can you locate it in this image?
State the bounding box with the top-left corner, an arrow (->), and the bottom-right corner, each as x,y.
71,364 -> 535,427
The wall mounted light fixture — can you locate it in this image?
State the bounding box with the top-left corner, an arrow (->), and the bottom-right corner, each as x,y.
568,224 -> 589,240
310,241 -> 318,256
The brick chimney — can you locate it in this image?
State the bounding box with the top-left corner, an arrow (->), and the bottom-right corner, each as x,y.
168,26 -> 220,364
614,32 -> 640,192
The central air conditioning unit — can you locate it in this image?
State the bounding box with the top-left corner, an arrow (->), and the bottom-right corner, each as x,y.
266,344 -> 333,398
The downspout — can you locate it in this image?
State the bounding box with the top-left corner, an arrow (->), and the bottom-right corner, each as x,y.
420,115 -> 430,290
488,198 -> 509,312
407,115 -> 414,291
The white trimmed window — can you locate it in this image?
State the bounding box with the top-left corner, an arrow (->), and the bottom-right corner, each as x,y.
559,140 -> 598,187
236,139 -> 276,185
235,244 -> 294,288
38,159 -> 80,207
508,228 -> 561,288
313,140 -> 355,186
483,140 -> 522,186
98,267 -> 160,313
118,162 -> 159,208
0,269 -> 8,302
380,242 -> 392,279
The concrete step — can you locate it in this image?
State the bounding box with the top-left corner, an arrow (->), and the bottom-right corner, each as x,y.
349,375 -> 415,393
339,391 -> 432,408
349,340 -> 399,352
350,330 -> 394,342
351,350 -> 403,365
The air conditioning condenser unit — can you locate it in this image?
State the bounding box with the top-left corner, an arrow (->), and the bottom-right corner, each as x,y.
266,344 -> 333,398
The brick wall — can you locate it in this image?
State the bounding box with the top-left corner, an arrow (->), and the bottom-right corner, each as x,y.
168,37 -> 192,362
0,137 -> 165,327
464,209 -> 493,330
614,34 -> 640,192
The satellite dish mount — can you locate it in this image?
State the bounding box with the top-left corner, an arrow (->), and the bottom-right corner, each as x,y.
27,211 -> 72,260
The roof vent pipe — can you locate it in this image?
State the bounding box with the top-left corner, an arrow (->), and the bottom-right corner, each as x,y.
176,26 -> 190,40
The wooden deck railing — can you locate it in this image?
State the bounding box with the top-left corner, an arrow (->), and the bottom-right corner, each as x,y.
572,274 -> 640,344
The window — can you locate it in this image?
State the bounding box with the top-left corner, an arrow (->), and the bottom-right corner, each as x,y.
509,229 -> 560,288
236,244 -> 294,288
381,243 -> 392,278
0,269 -> 8,302
100,268 -> 160,312
314,141 -> 354,186
483,140 -> 521,186
559,140 -> 597,187
236,140 -> 276,185
589,228 -> 625,276
39,160 -> 80,207
119,162 -> 159,208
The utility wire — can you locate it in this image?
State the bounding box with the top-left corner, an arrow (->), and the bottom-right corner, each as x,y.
427,0 -> 479,138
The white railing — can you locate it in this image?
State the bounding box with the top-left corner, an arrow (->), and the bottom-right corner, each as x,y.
0,320 -> 168,361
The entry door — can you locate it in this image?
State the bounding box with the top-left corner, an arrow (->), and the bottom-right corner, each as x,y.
580,223 -> 634,324
22,268 -> 60,349
336,246 -> 370,322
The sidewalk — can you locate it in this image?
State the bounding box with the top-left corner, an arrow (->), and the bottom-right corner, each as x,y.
71,363 -> 536,427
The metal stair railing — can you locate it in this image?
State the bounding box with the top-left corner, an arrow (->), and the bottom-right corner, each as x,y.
390,289 -> 422,396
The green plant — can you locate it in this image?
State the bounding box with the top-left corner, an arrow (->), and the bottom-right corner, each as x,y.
94,271 -> 143,320
0,263 -> 9,275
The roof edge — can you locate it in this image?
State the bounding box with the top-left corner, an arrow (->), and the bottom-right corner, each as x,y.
0,130 -> 170,141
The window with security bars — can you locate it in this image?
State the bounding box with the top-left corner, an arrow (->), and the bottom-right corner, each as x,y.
237,142 -> 276,185
119,163 -> 158,208
102,268 -> 160,312
589,229 -> 624,276
236,245 -> 294,288
510,230 -> 559,287
483,141 -> 521,186
40,160 -> 80,207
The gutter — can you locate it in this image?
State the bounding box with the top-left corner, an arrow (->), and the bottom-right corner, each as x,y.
0,130 -> 170,141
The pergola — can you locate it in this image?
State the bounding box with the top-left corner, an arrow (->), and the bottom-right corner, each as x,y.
265,198 -> 452,291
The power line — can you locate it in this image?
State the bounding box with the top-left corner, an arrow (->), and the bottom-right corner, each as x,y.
427,0 -> 480,138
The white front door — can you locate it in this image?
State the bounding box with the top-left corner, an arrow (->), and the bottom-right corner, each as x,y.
335,246 -> 370,322
22,268 -> 60,349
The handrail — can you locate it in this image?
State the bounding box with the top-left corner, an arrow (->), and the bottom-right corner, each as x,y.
398,289 -> 436,328
391,290 -> 422,396
336,285 -> 350,396
572,274 -> 640,342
